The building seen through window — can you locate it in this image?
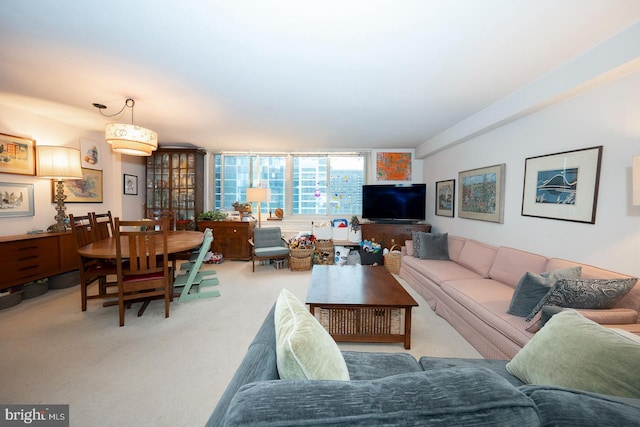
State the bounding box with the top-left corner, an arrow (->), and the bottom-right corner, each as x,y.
213,154 -> 366,217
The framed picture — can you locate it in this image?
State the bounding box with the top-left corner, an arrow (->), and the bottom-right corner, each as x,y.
435,179 -> 455,217
80,138 -> 102,170
53,168 -> 103,203
458,164 -> 506,223
522,146 -> 602,224
124,174 -> 138,195
0,133 -> 36,176
375,151 -> 412,181
0,182 -> 35,217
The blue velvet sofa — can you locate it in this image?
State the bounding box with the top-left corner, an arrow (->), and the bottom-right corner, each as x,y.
206,306 -> 640,426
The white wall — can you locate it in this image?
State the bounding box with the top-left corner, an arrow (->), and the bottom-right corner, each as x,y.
0,104 -> 146,235
422,69 -> 640,277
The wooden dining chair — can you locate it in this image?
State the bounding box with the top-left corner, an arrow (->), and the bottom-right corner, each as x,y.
90,211 -> 114,240
114,217 -> 173,326
69,213 -> 118,311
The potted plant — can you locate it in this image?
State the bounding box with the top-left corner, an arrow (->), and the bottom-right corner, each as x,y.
197,210 -> 228,221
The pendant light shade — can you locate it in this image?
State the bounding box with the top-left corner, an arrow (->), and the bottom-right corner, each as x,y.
105,123 -> 158,156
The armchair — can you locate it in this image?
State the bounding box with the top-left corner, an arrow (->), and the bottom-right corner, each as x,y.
249,227 -> 290,272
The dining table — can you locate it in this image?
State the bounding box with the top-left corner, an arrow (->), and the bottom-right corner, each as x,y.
77,230 -> 204,259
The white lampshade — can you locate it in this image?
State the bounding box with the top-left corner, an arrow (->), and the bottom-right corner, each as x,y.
36,146 -> 83,179
246,187 -> 271,202
105,123 -> 158,156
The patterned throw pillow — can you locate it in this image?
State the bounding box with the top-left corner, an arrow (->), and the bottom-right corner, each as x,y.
412,231 -> 424,258
526,277 -> 638,322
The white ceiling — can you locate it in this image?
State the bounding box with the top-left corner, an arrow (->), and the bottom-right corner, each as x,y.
1,1 -> 639,153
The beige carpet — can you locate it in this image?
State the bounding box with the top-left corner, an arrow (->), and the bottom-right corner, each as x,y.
0,261 -> 481,427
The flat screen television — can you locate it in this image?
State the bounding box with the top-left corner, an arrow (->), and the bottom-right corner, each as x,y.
361,184 -> 426,223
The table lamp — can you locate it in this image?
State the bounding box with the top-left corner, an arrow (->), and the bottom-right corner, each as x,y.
246,187 -> 271,228
37,145 -> 83,232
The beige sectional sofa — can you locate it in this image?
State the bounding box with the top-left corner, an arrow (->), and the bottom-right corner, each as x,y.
399,235 -> 640,360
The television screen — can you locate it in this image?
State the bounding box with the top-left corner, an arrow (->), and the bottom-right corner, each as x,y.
361,184 -> 426,223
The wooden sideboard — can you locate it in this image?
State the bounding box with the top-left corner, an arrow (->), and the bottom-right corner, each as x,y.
197,220 -> 255,261
0,231 -> 78,291
361,223 -> 431,249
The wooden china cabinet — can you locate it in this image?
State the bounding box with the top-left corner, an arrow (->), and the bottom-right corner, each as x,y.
145,148 -> 205,230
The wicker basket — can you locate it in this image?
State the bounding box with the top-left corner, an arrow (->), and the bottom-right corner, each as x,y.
384,245 -> 402,274
289,247 -> 315,258
290,255 -> 312,271
314,240 -> 334,265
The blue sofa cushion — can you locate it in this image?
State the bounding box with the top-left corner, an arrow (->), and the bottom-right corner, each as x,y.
223,367 -> 540,426
520,385 -> 640,427
343,351 -> 422,380
419,356 -> 525,388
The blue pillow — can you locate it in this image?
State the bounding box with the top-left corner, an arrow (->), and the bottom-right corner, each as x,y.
507,267 -> 581,317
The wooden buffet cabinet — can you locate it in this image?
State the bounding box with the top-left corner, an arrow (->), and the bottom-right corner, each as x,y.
361,223 -> 431,249
0,232 -> 78,291
197,220 -> 255,261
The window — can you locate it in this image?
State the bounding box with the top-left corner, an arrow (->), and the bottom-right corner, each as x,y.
213,153 -> 366,217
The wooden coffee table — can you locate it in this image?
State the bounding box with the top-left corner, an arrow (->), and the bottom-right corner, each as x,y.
306,265 -> 418,349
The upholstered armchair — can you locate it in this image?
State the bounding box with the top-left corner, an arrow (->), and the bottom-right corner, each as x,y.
249,227 -> 290,272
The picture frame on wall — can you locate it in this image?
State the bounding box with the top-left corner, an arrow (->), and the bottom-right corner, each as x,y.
0,133 -> 36,176
53,168 -> 103,203
435,179 -> 455,217
80,138 -> 102,170
458,164 -> 505,223
375,151 -> 412,181
521,146 -> 603,224
0,182 -> 35,217
124,174 -> 138,195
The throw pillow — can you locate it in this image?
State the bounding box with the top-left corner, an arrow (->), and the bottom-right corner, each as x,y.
418,232 -> 449,260
506,309 -> 640,399
274,289 -> 350,381
507,267 -> 582,317
405,240 -> 414,257
411,231 -> 424,258
526,277 -> 638,321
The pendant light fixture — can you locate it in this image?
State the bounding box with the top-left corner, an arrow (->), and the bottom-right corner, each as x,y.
93,98 -> 158,156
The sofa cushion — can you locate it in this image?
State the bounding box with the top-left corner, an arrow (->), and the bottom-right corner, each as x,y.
506,309 -> 640,399
401,256 -> 483,285
488,247 -> 548,289
419,356 -> 525,388
520,385 -> 640,427
405,240 -> 414,256
446,235 -> 466,263
274,289 -> 349,381
223,367 -> 541,426
507,267 -> 582,317
526,277 -> 638,321
418,232 -> 450,260
540,305 -> 639,328
343,351 -> 422,380
457,240 -> 497,278
411,231 -> 424,258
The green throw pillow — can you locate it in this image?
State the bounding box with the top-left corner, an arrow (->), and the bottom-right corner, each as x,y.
526,277 -> 637,321
507,267 -> 581,317
274,289 -> 350,381
506,309 -> 640,399
418,232 -> 449,260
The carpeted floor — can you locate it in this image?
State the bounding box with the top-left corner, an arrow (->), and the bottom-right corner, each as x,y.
0,261 -> 481,427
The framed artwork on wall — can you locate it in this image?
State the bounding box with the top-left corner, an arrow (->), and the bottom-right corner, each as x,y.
124,174 -> 138,195
80,138 -> 102,170
0,182 -> 34,217
375,152 -> 412,181
53,168 -> 103,203
0,133 -> 36,176
458,164 -> 505,223
435,179 -> 455,217
521,146 -> 602,224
